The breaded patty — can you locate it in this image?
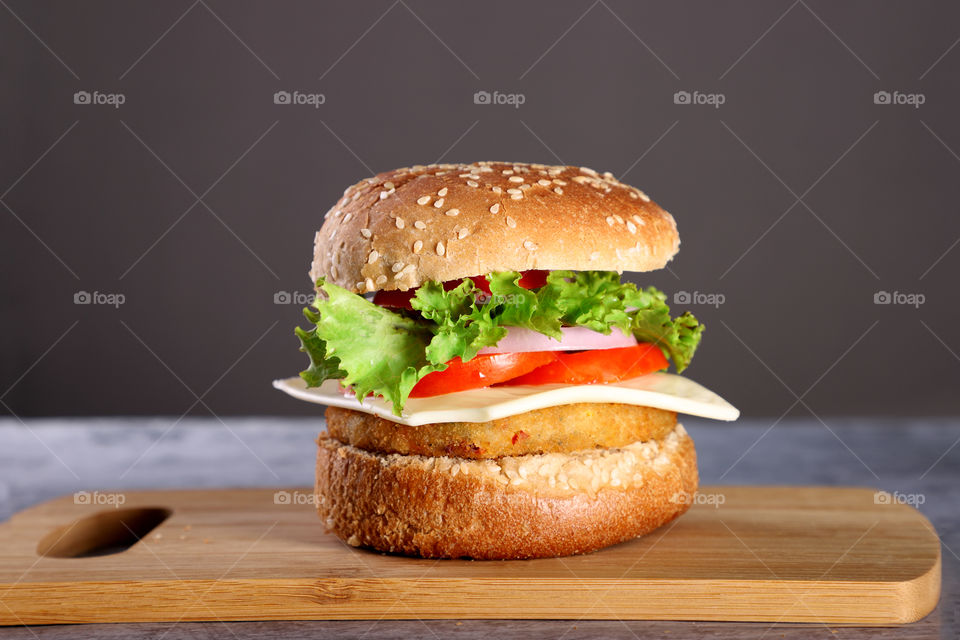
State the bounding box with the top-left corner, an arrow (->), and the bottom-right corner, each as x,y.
325,403 -> 677,459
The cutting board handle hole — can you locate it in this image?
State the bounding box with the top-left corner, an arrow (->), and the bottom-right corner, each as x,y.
36,507 -> 172,558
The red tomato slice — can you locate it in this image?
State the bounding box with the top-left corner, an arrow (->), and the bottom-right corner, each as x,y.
517,269 -> 549,289
372,289 -> 416,309
373,270 -> 551,310
468,275 -> 492,294
409,352 -> 557,398
502,343 -> 668,386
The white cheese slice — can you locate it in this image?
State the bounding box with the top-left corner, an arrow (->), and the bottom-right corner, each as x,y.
273,373 -> 739,426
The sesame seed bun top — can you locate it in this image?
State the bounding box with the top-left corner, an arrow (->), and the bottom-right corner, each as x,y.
311,161 -> 680,293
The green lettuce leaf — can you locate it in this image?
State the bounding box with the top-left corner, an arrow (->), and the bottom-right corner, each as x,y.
628,296 -> 704,372
485,272 -> 563,338
298,279 -> 443,415
410,279 -> 507,365
544,270 -> 634,334
477,270 -> 702,369
295,319 -> 345,386
294,271 -> 704,415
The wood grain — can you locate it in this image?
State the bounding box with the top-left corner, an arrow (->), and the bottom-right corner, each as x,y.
0,486 -> 940,625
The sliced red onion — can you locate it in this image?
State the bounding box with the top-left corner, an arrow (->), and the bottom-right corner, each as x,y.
478,326 -> 637,354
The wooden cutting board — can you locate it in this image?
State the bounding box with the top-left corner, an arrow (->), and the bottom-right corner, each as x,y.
0,486 -> 939,626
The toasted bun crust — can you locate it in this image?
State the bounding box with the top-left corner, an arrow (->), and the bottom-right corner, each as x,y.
312,162 -> 679,292
325,404 -> 677,459
315,424 -> 698,559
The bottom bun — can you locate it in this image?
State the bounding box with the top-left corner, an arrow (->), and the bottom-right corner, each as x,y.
315,423 -> 698,559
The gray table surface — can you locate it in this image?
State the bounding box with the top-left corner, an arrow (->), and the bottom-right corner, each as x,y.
0,417 -> 957,639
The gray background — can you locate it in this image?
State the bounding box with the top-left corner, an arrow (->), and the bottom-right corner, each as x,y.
2,0 -> 959,418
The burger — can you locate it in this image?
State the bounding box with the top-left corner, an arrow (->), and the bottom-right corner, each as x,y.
274,161 -> 738,559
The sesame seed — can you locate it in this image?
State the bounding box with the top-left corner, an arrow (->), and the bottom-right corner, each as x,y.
367,250 -> 379,264
438,187 -> 448,197
581,166 -> 599,177
638,190 -> 651,202
379,191 -> 389,200
356,281 -> 364,290
626,221 -> 637,234
383,181 -> 395,190
506,216 -> 517,228
342,212 -> 352,222
360,228 -> 372,238
395,217 -> 405,229
506,188 -> 522,194
364,277 -> 375,291
572,175 -> 590,184
523,240 -> 537,250
402,264 -> 416,273
553,179 -> 567,186
436,241 -> 445,256
492,186 -> 503,194
603,171 -> 615,180
458,228 -> 469,239
375,274 -> 388,285
434,198 -> 444,208
331,265 -> 339,279
538,179 -> 551,187
414,220 -> 426,230
458,173 -> 472,178
489,203 -> 500,214
629,192 -> 639,199
554,187 -> 563,195
391,262 -> 404,273
417,195 -> 431,205
508,176 -> 524,183
445,208 -> 460,217
510,193 -> 523,200
613,214 -> 624,224
502,169 -> 514,175
413,240 -> 423,253
606,216 -> 614,226
466,180 -> 479,188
